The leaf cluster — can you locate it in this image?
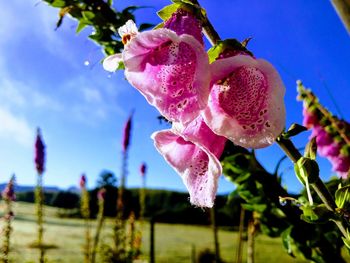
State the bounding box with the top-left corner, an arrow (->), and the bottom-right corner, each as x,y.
43,0 -> 153,55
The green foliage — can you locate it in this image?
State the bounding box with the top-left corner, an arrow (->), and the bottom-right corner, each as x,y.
221,141 -> 347,262
335,185 -> 350,210
42,0 -> 152,55
207,39 -> 252,63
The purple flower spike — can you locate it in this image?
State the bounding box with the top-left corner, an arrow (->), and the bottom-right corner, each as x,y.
80,174 -> 87,189
152,117 -> 226,208
302,108 -> 319,128
2,176 -> 16,201
123,28 -> 210,125
164,8 -> 203,45
140,163 -> 147,177
202,55 -> 286,148
122,114 -> 132,152
34,128 -> 45,175
330,155 -> 350,179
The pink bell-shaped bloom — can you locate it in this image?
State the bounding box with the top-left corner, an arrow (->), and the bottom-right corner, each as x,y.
152,117 -> 226,207
203,55 -> 286,148
124,28 -> 210,125
164,8 -> 203,45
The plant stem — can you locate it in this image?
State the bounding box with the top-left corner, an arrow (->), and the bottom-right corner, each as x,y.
276,136 -> 349,237
189,0 -> 221,45
331,0 -> 350,35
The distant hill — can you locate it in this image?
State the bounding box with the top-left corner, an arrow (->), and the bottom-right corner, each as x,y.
0,183 -> 60,193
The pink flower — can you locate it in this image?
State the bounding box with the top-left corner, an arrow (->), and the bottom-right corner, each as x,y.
97,188 -> 106,201
302,108 -> 318,128
330,155 -> 350,179
34,128 -> 45,175
152,116 -> 226,207
123,28 -> 210,125
202,54 -> 285,148
164,8 -> 203,45
2,176 -> 16,201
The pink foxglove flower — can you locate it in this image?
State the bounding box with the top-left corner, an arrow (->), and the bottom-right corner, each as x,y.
203,54 -> 286,148
103,20 -> 139,72
124,28 -> 210,125
152,116 -> 226,207
163,8 -> 203,45
34,128 -> 45,175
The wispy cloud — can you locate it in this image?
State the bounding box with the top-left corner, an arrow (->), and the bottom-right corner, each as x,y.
0,107 -> 32,147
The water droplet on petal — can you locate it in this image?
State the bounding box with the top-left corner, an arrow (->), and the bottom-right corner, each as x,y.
84,60 -> 90,66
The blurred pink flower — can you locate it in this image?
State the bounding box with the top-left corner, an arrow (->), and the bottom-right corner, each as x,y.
203,54 -> 286,148
34,128 -> 45,175
97,188 -> 106,201
152,116 -> 226,208
80,174 -> 87,189
2,175 -> 16,201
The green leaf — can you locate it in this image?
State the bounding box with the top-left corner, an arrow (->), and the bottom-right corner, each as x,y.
242,203 -> 267,213
207,39 -> 251,63
76,20 -> 89,34
50,0 -> 66,8
157,3 -> 181,21
335,185 -> 350,209
304,137 -> 317,160
300,204 -> 330,224
82,11 -> 95,21
294,157 -> 319,185
281,226 -> 295,257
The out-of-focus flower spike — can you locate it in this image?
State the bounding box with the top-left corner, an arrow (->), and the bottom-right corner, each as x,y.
80,174 -> 87,189
298,81 -> 350,178
140,163 -> 147,177
122,112 -> 133,153
34,128 -> 45,175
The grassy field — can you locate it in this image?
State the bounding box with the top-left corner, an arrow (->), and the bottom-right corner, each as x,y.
1,202 -> 346,262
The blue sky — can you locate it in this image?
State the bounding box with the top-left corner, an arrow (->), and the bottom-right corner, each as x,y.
1,0 -> 350,195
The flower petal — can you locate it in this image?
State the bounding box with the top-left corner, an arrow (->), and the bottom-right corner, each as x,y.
103,53 -> 123,72
203,55 -> 286,148
124,28 -> 210,125
118,20 -> 139,38
152,117 -> 226,207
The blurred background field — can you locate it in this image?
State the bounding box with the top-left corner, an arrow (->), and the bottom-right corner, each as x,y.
0,201 -> 330,263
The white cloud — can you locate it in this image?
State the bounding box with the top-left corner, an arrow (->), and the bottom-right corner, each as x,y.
0,107 -> 32,147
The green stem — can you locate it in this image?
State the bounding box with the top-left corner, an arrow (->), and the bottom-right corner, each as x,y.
189,0 -> 221,45
331,0 -> 350,35
276,136 -> 350,238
